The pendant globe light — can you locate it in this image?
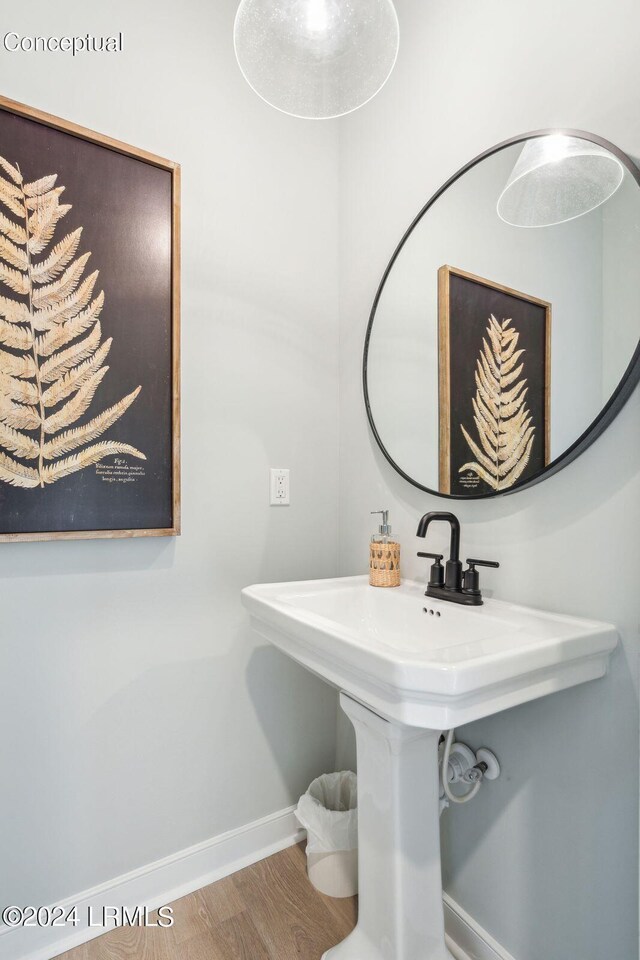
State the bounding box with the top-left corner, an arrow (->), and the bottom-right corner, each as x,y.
497,134 -> 624,228
234,0 -> 400,119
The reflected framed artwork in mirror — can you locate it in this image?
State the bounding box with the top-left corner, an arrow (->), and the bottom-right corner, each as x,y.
363,129 -> 640,499
438,265 -> 551,495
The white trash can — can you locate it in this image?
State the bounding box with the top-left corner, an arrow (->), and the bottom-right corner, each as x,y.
295,771 -> 358,898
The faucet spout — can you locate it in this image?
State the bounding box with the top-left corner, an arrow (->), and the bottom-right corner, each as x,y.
416,511 -> 499,605
416,511 -> 460,562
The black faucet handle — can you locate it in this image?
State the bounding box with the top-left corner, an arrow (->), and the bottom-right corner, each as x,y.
417,552 -> 444,588
463,558 -> 499,597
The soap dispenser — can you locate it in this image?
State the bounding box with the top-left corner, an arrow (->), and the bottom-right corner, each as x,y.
369,510 -> 401,587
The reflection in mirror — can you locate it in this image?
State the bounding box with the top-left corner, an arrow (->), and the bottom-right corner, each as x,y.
497,135 -> 624,228
365,133 -> 640,498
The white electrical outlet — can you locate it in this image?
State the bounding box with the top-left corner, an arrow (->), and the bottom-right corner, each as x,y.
270,468 -> 290,505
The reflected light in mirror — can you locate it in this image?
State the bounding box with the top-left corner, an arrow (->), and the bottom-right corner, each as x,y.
497,135 -> 624,228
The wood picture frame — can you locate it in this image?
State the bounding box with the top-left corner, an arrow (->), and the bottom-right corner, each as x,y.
0,95 -> 180,542
438,265 -> 551,496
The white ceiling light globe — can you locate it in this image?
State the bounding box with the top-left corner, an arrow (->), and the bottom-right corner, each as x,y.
234,0 -> 400,119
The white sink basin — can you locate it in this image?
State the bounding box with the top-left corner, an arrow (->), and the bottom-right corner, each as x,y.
241,575 -> 617,728
242,575 -> 617,960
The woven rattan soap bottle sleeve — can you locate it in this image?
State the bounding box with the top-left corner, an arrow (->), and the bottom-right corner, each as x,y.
369,510 -> 401,588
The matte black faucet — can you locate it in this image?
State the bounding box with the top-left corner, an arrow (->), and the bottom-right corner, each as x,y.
416,511 -> 499,606
416,511 -> 462,590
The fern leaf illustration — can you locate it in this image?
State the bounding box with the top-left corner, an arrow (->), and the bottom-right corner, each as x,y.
28,202 -> 72,256
459,314 -> 536,491
460,425 -> 496,476
43,387 -> 141,460
24,174 -> 57,197
26,187 -> 65,211
42,340 -> 112,408
499,428 -> 535,475
0,451 -> 39,488
39,323 -> 103,383
472,396 -> 497,439
499,378 -> 527,407
0,211 -> 26,246
0,235 -> 28,271
0,294 -> 31,324
33,252 -> 91,308
471,414 -> 497,461
500,386 -> 528,419
0,348 -> 36,380
43,367 -> 108,434
31,271 -> 99,330
31,228 -> 82,283
43,442 -> 146,484
0,422 -> 39,460
500,346 -> 525,376
0,261 -> 30,295
0,372 -> 39,405
37,292 -> 105,358
0,395 -> 40,430
0,174 -> 21,198
0,317 -> 32,350
0,153 -> 144,488
0,157 -> 22,185
0,190 -> 27,221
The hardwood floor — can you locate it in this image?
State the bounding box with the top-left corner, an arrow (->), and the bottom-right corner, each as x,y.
56,844 -> 358,960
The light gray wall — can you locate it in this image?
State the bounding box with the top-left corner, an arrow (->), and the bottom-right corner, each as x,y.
0,0 -> 340,909
336,1 -> 639,958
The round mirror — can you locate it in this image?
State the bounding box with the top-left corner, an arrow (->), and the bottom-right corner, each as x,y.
364,130 -> 640,498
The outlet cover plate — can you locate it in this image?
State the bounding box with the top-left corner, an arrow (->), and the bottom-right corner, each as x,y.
270,468 -> 290,506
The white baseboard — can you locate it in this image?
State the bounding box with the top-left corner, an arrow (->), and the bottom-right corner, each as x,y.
444,892 -> 516,960
0,808 -> 515,960
0,806 -> 304,960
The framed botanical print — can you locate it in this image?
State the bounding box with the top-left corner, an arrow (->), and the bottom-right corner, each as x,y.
0,95 -> 180,541
438,265 -> 551,496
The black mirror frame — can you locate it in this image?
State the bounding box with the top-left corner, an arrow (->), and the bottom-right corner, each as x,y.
363,128 -> 640,500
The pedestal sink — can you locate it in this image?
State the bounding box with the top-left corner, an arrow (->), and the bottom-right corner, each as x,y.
241,576 -> 617,960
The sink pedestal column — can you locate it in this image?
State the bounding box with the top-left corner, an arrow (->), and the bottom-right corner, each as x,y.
323,693 -> 453,960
